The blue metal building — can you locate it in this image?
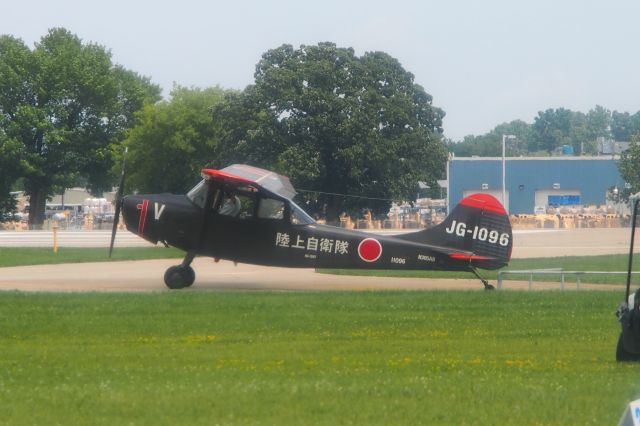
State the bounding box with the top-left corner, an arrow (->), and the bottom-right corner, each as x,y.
447,157 -> 626,214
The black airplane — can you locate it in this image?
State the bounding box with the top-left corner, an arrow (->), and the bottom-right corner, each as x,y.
109,164 -> 513,289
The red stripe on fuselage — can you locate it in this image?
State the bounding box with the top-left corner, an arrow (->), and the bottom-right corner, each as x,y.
137,199 -> 149,236
449,253 -> 494,261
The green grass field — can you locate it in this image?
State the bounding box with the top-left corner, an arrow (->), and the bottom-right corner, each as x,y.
1,290 -> 638,425
0,247 -> 183,267
321,253 -> 639,285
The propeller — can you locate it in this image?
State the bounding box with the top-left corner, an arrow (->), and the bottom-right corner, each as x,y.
109,147 -> 128,258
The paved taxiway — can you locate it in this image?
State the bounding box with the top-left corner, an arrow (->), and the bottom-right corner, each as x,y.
0,227 -> 636,292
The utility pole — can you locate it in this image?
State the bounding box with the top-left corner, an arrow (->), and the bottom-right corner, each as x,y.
502,134 -> 516,212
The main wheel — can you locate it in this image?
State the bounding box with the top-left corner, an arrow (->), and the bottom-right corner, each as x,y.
164,265 -> 196,289
182,265 -> 196,287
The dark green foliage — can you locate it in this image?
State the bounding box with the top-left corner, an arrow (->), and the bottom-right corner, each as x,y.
530,105 -> 609,155
449,105 -> 640,157
611,111 -> 640,142
619,135 -> 640,198
531,107 -> 575,153
0,193 -> 16,219
121,85 -> 230,194
0,98 -> 22,217
0,28 -> 160,226
214,43 -> 447,220
447,120 -> 532,157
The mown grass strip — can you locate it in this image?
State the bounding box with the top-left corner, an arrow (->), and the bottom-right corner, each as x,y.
0,290 -> 637,425
1,248 -> 637,285
320,253 -> 639,285
0,247 -> 183,267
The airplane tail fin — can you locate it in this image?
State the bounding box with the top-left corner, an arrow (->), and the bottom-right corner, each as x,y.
397,193 -> 512,270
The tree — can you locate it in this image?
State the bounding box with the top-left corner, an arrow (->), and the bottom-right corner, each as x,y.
447,120 -> 532,157
529,107 -> 608,155
0,128 -> 21,215
531,108 -> 573,153
612,110 -> 640,142
586,105 -> 611,140
611,111 -> 632,141
449,106 -> 640,157
619,134 -> 640,199
569,106 -> 613,155
0,28 -> 160,227
123,85 -> 229,193
215,43 -> 447,220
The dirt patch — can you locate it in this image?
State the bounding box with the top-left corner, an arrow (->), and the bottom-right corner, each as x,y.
0,228 -> 634,292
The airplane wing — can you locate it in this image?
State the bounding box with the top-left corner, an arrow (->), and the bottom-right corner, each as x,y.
201,164 -> 297,200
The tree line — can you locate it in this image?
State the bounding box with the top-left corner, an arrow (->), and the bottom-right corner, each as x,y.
1,29 -> 639,227
0,30 -> 446,226
446,107 -> 640,200
447,106 -> 640,157
0,29 -> 161,226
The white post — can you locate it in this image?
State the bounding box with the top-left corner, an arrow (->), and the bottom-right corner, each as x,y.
446,154 -> 451,215
501,134 -> 516,213
502,135 -> 506,209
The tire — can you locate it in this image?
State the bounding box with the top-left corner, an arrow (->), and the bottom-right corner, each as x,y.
164,265 -> 195,289
182,265 -> 196,287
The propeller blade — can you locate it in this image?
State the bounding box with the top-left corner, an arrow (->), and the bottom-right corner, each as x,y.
109,148 -> 128,258
108,196 -> 122,258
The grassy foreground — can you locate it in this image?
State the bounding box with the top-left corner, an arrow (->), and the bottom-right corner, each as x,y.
0,290 -> 638,425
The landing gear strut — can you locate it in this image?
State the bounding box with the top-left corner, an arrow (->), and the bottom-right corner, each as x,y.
471,267 -> 495,290
164,252 -> 196,289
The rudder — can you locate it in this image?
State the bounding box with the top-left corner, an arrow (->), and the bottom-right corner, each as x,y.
398,193 -> 512,270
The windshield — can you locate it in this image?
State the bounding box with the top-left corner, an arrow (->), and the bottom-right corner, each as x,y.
187,180 -> 207,208
290,200 -> 315,225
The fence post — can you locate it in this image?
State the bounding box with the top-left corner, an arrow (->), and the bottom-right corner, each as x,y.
499,270 -> 637,291
52,223 -> 58,254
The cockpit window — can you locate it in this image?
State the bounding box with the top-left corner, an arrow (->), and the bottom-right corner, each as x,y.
219,195 -> 241,216
187,180 -> 207,208
218,193 -> 255,220
257,198 -> 285,220
290,201 -> 315,225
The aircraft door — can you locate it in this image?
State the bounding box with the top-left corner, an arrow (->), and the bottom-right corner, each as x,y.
203,192 -> 292,266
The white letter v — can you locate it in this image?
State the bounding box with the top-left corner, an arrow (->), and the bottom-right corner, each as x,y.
154,203 -> 166,220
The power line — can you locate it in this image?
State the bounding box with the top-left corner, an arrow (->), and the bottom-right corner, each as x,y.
296,188 -> 395,202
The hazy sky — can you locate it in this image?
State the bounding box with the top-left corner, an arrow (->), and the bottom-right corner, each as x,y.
2,0 -> 640,140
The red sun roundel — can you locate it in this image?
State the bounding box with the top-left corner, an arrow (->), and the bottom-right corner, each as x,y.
358,238 -> 382,262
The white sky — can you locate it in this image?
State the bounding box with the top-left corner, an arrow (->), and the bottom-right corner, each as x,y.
2,0 -> 640,140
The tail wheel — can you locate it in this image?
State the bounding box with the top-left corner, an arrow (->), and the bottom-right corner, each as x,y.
164,265 -> 196,289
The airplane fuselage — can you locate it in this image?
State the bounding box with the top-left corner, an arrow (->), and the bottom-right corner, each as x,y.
122,193 -> 498,272
117,164 -> 512,289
